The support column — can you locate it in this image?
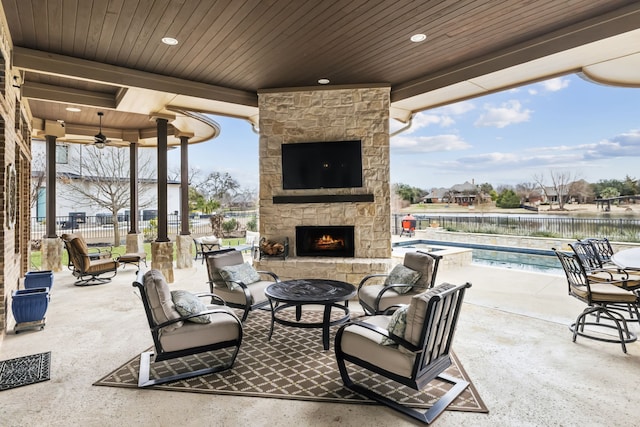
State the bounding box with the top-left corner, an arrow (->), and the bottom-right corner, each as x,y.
42,133 -> 63,271
176,134 -> 194,269
126,142 -> 144,253
151,115 -> 174,282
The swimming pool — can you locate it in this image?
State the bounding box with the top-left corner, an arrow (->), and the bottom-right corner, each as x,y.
392,240 -> 562,274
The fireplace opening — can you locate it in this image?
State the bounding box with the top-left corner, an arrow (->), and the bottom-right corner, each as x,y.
296,226 -> 355,257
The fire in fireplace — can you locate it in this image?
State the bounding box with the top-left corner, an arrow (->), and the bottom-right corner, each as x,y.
296,226 -> 355,257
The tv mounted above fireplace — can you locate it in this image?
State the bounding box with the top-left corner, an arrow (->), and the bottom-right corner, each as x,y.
281,140 -> 363,190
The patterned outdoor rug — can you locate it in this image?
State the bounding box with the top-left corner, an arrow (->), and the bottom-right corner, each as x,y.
94,310 -> 487,413
0,351 -> 51,391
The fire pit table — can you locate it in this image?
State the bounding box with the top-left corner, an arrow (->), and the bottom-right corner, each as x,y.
265,279 -> 356,350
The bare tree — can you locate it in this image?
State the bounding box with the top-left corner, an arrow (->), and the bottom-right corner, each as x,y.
534,170 -> 578,210
30,156 -> 46,209
569,179 -> 593,204
60,146 -> 156,246
168,165 -> 202,185
195,171 -> 240,208
515,182 -> 538,205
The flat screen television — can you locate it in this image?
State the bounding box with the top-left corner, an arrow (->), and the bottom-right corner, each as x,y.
281,140 -> 363,190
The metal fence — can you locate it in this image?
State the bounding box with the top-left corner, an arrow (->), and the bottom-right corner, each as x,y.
31,211 -> 259,244
392,214 -> 640,243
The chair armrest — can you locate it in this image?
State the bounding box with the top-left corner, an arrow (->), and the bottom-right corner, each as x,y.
222,279 -> 255,304
357,273 -> 389,290
193,292 -> 227,305
257,270 -> 280,282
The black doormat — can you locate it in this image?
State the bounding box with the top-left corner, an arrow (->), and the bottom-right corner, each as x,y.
0,351 -> 51,391
95,311 -> 487,414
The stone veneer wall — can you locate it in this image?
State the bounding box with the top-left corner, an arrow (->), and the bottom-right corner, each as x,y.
255,86 -> 392,283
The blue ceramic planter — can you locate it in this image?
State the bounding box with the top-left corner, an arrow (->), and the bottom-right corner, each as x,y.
24,271 -> 54,290
12,288 -> 50,323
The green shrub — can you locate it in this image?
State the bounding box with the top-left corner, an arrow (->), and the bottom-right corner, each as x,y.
222,218 -> 238,234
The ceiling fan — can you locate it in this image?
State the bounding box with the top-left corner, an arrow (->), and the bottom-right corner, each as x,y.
93,112 -> 110,149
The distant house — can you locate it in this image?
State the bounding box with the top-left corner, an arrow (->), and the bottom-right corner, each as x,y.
422,187 -> 449,203
30,139 -> 180,221
450,181 -> 478,206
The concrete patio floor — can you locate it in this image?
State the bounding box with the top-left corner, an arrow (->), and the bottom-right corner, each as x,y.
1,258 -> 639,426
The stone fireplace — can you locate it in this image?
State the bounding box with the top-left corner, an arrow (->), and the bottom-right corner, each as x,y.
254,85 -> 393,284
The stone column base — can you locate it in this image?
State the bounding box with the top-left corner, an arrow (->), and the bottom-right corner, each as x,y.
126,233 -> 144,253
41,237 -> 64,272
151,241 -> 174,283
175,235 -> 194,269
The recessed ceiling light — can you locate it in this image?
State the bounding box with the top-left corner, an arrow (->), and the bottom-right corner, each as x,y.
65,107 -> 81,112
410,33 -> 427,42
318,78 -> 330,85
162,37 -> 179,46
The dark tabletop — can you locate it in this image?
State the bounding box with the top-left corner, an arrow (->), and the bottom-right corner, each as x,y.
265,279 -> 356,304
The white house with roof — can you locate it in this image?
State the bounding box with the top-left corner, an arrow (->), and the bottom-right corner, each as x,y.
30,139 -> 181,222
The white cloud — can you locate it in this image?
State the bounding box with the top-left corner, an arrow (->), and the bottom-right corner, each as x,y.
541,77 -> 570,92
526,129 -> 640,160
528,88 -> 538,95
391,134 -> 471,154
475,100 -> 532,128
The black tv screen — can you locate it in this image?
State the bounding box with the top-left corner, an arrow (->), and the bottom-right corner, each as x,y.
281,141 -> 363,190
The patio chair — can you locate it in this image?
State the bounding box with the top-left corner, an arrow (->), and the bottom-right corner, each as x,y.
193,235 -> 222,263
61,233 -> 113,270
357,250 -> 442,315
132,269 -> 243,387
61,233 -> 119,286
204,248 -> 280,321
335,282 -> 472,424
553,249 -> 638,353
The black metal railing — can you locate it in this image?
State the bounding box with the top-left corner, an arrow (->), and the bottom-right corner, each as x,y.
392,214 -> 640,242
31,211 -> 259,244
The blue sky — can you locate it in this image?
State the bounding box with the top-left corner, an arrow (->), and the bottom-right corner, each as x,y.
168,74 -> 640,191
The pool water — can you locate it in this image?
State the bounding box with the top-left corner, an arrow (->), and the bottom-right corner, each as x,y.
393,241 -> 562,274
472,249 -> 562,274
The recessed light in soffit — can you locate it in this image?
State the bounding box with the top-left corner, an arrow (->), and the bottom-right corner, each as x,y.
410,33 -> 427,43
161,37 -> 179,46
318,78 -> 330,84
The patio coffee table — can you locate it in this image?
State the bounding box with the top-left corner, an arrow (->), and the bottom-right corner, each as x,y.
265,279 -> 356,350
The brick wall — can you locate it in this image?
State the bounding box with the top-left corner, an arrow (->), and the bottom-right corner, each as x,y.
0,18 -> 32,339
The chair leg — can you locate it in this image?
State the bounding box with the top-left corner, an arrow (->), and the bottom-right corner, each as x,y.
137,346 -> 240,387
336,355 -> 468,424
570,305 -> 637,353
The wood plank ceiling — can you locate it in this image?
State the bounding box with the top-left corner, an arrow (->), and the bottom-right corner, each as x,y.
1,0 -> 639,141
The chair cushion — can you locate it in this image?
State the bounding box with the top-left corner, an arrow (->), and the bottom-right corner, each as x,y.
171,290 -> 211,324
404,282 -> 456,346
339,316 -> 415,378
85,258 -> 118,273
219,262 -> 261,289
359,284 -> 421,313
143,270 -> 183,331
404,251 -> 435,291
206,250 -> 245,288
159,305 -> 240,352
571,282 -> 638,303
384,264 -> 421,294
381,305 -> 409,346
212,279 -> 271,305
201,235 -> 221,244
